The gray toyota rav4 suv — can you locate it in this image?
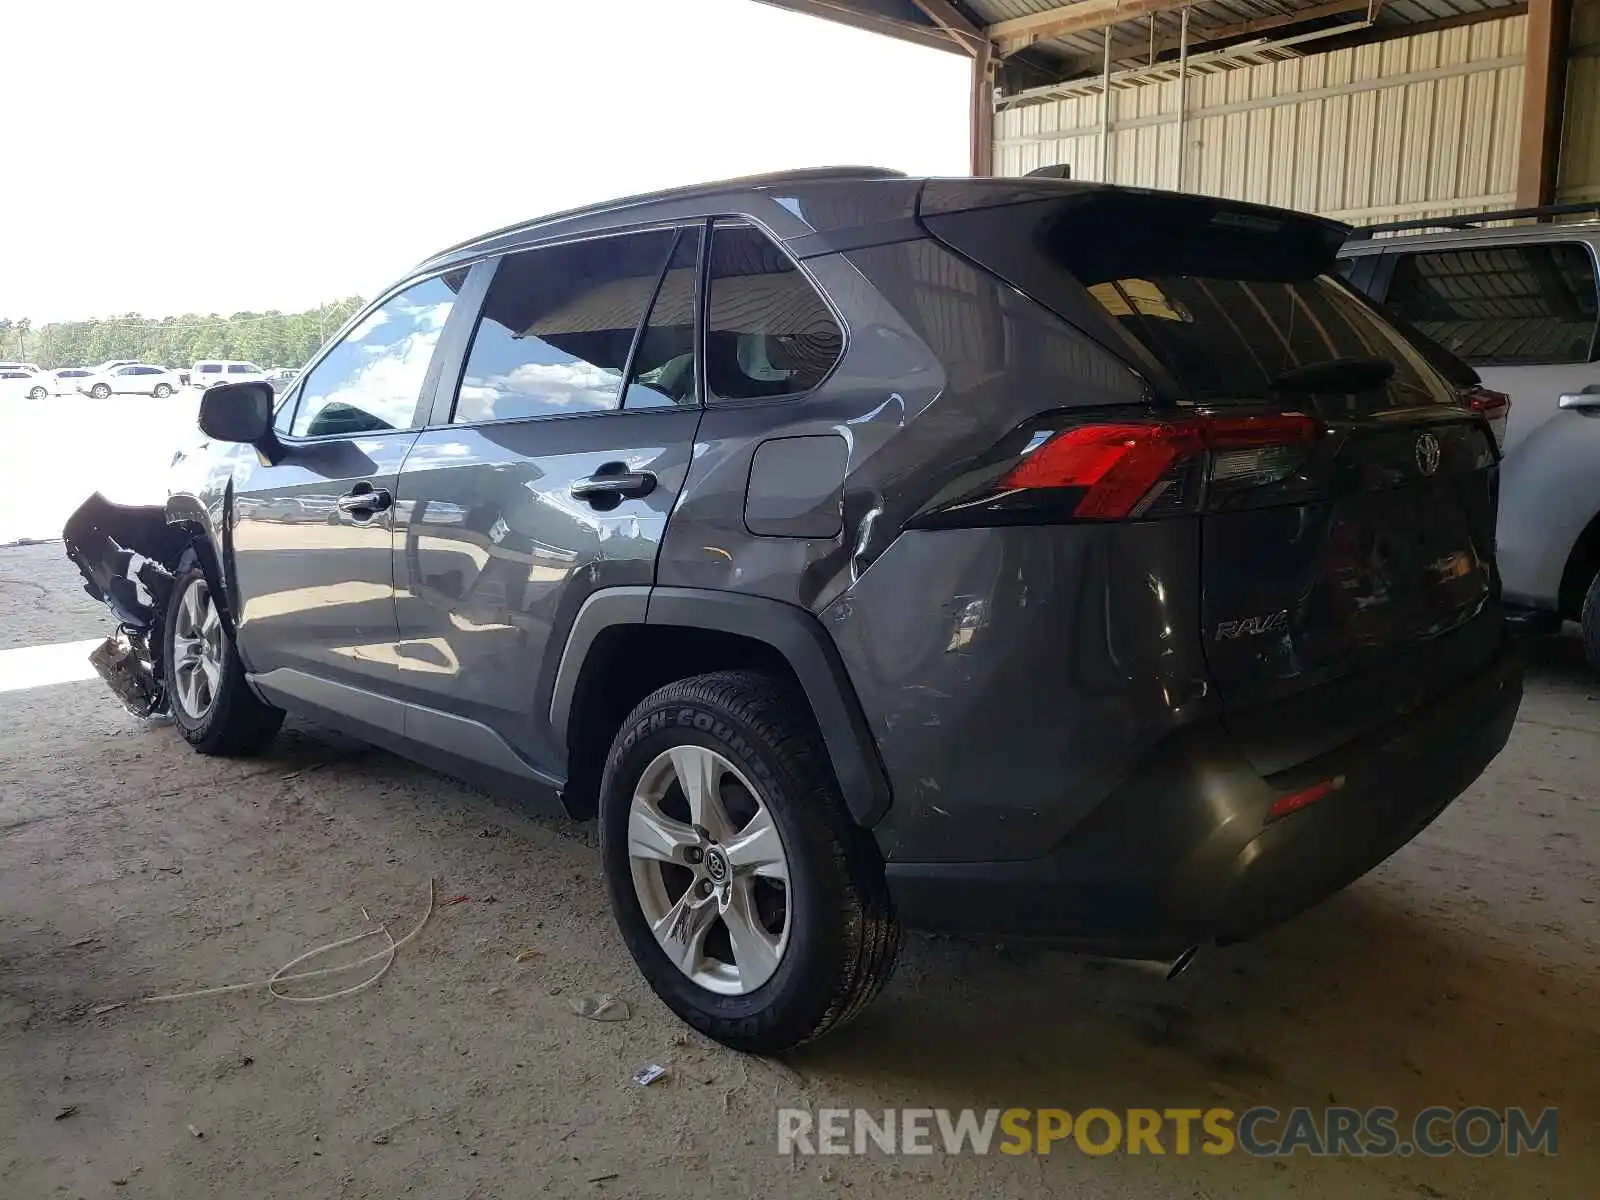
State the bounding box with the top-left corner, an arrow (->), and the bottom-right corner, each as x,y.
65,170 -> 1522,1051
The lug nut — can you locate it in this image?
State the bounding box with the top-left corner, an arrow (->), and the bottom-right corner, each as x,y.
684,847 -> 703,864
700,880 -> 715,896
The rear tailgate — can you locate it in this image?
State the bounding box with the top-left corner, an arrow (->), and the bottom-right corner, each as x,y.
919,181 -> 1505,771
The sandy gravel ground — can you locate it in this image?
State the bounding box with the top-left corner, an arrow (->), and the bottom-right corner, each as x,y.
1,540 -> 1596,1199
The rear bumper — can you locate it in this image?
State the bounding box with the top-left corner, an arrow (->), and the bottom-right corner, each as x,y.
885,637 -> 1522,956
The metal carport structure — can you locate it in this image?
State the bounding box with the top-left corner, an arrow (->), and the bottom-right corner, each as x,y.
758,0 -> 1599,221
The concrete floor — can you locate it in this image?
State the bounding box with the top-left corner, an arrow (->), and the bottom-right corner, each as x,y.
1,539 -> 1595,1199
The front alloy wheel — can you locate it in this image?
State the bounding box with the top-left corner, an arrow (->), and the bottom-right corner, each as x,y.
160,560 -> 284,755
170,575 -> 222,721
628,744 -> 791,994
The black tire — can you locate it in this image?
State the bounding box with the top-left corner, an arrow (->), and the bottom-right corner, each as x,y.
91,383 -> 110,399
153,383 -> 172,398
599,670 -> 901,1054
27,385 -> 46,400
1582,569 -> 1600,675
162,561 -> 284,755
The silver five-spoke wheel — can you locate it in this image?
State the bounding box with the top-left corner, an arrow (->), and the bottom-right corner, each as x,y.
170,577 -> 223,721
628,744 -> 791,995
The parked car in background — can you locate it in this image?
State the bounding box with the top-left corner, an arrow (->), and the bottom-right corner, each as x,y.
266,367 -> 299,390
0,368 -> 49,400
0,361 -> 43,375
64,171 -> 1523,1053
1339,201 -> 1600,669
80,363 -> 183,398
192,360 -> 267,389
52,367 -> 95,394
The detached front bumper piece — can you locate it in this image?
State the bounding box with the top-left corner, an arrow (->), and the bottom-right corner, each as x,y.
62,492 -> 191,717
88,631 -> 165,716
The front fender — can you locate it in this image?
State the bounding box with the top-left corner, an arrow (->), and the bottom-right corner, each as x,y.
164,487 -> 236,638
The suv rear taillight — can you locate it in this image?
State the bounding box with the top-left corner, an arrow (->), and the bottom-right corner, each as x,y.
915,411 -> 1320,528
1464,386 -> 1510,448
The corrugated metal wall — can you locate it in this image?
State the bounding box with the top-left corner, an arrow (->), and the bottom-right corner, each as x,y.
995,16 -> 1527,227
1558,0 -> 1600,202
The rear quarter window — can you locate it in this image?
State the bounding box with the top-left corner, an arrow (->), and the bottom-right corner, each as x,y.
704,223 -> 843,403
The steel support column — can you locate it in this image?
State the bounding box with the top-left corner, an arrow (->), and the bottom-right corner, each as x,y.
1516,0 -> 1573,206
971,40 -> 995,175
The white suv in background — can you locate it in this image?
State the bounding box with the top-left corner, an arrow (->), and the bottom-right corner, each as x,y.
82,363 -> 184,398
0,369 -> 49,400
191,360 -> 267,389
1339,201 -> 1600,668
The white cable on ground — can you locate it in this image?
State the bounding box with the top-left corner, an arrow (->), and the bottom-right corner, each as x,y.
135,877 -> 436,1006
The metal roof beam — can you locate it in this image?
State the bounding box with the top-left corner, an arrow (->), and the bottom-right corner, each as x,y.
987,0 -> 1194,52
1151,0 -> 1372,56
909,0 -> 989,54
752,0 -> 969,54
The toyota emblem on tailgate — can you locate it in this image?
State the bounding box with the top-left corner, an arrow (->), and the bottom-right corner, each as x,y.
1415,431 -> 1442,476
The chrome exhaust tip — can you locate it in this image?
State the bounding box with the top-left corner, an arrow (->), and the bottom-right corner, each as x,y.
1120,945 -> 1200,981
1166,944 -> 1199,981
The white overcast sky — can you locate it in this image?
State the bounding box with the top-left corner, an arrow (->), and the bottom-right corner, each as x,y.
0,0 -> 968,324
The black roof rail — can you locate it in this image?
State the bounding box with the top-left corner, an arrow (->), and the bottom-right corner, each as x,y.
1348,200 -> 1600,238
421,166 -> 908,264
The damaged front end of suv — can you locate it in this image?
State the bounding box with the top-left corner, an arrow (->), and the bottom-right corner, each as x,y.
62,492 -> 197,717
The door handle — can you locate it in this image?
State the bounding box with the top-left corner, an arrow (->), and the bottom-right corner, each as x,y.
1558,391 -> 1600,412
337,484 -> 393,515
570,469 -> 657,502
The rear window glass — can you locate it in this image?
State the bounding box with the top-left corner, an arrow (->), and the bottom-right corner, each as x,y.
1380,242 -> 1598,366
1084,274 -> 1455,411
921,189 -> 1454,413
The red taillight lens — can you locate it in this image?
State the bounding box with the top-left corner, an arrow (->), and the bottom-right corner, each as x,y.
996,413 -> 1318,520
1465,387 -> 1510,418
999,422 -> 1205,517
1464,386 -> 1510,448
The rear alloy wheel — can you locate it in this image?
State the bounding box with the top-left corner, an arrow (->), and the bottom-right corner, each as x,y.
599,670 -> 901,1053
153,383 -> 173,398
90,383 -> 111,399
26,385 -> 46,400
163,562 -> 283,755
1582,569 -> 1600,674
627,744 -> 792,995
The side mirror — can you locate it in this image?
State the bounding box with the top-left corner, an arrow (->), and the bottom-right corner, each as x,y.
197,381 -> 286,463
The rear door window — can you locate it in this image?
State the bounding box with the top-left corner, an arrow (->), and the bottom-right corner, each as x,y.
1379,242 -> 1599,366
705,223 -> 843,402
450,228 -> 677,424
622,226 -> 701,409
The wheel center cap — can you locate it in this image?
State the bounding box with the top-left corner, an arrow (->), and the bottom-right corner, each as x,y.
704,847 -> 729,884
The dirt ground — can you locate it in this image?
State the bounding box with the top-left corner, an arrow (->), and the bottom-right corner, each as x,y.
1,539 -> 1595,1199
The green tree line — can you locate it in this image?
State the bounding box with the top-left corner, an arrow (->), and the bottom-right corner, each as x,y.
0,298 -> 366,370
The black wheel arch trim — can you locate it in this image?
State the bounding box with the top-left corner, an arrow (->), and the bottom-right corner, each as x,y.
164,492 -> 237,643
549,585 -> 892,827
